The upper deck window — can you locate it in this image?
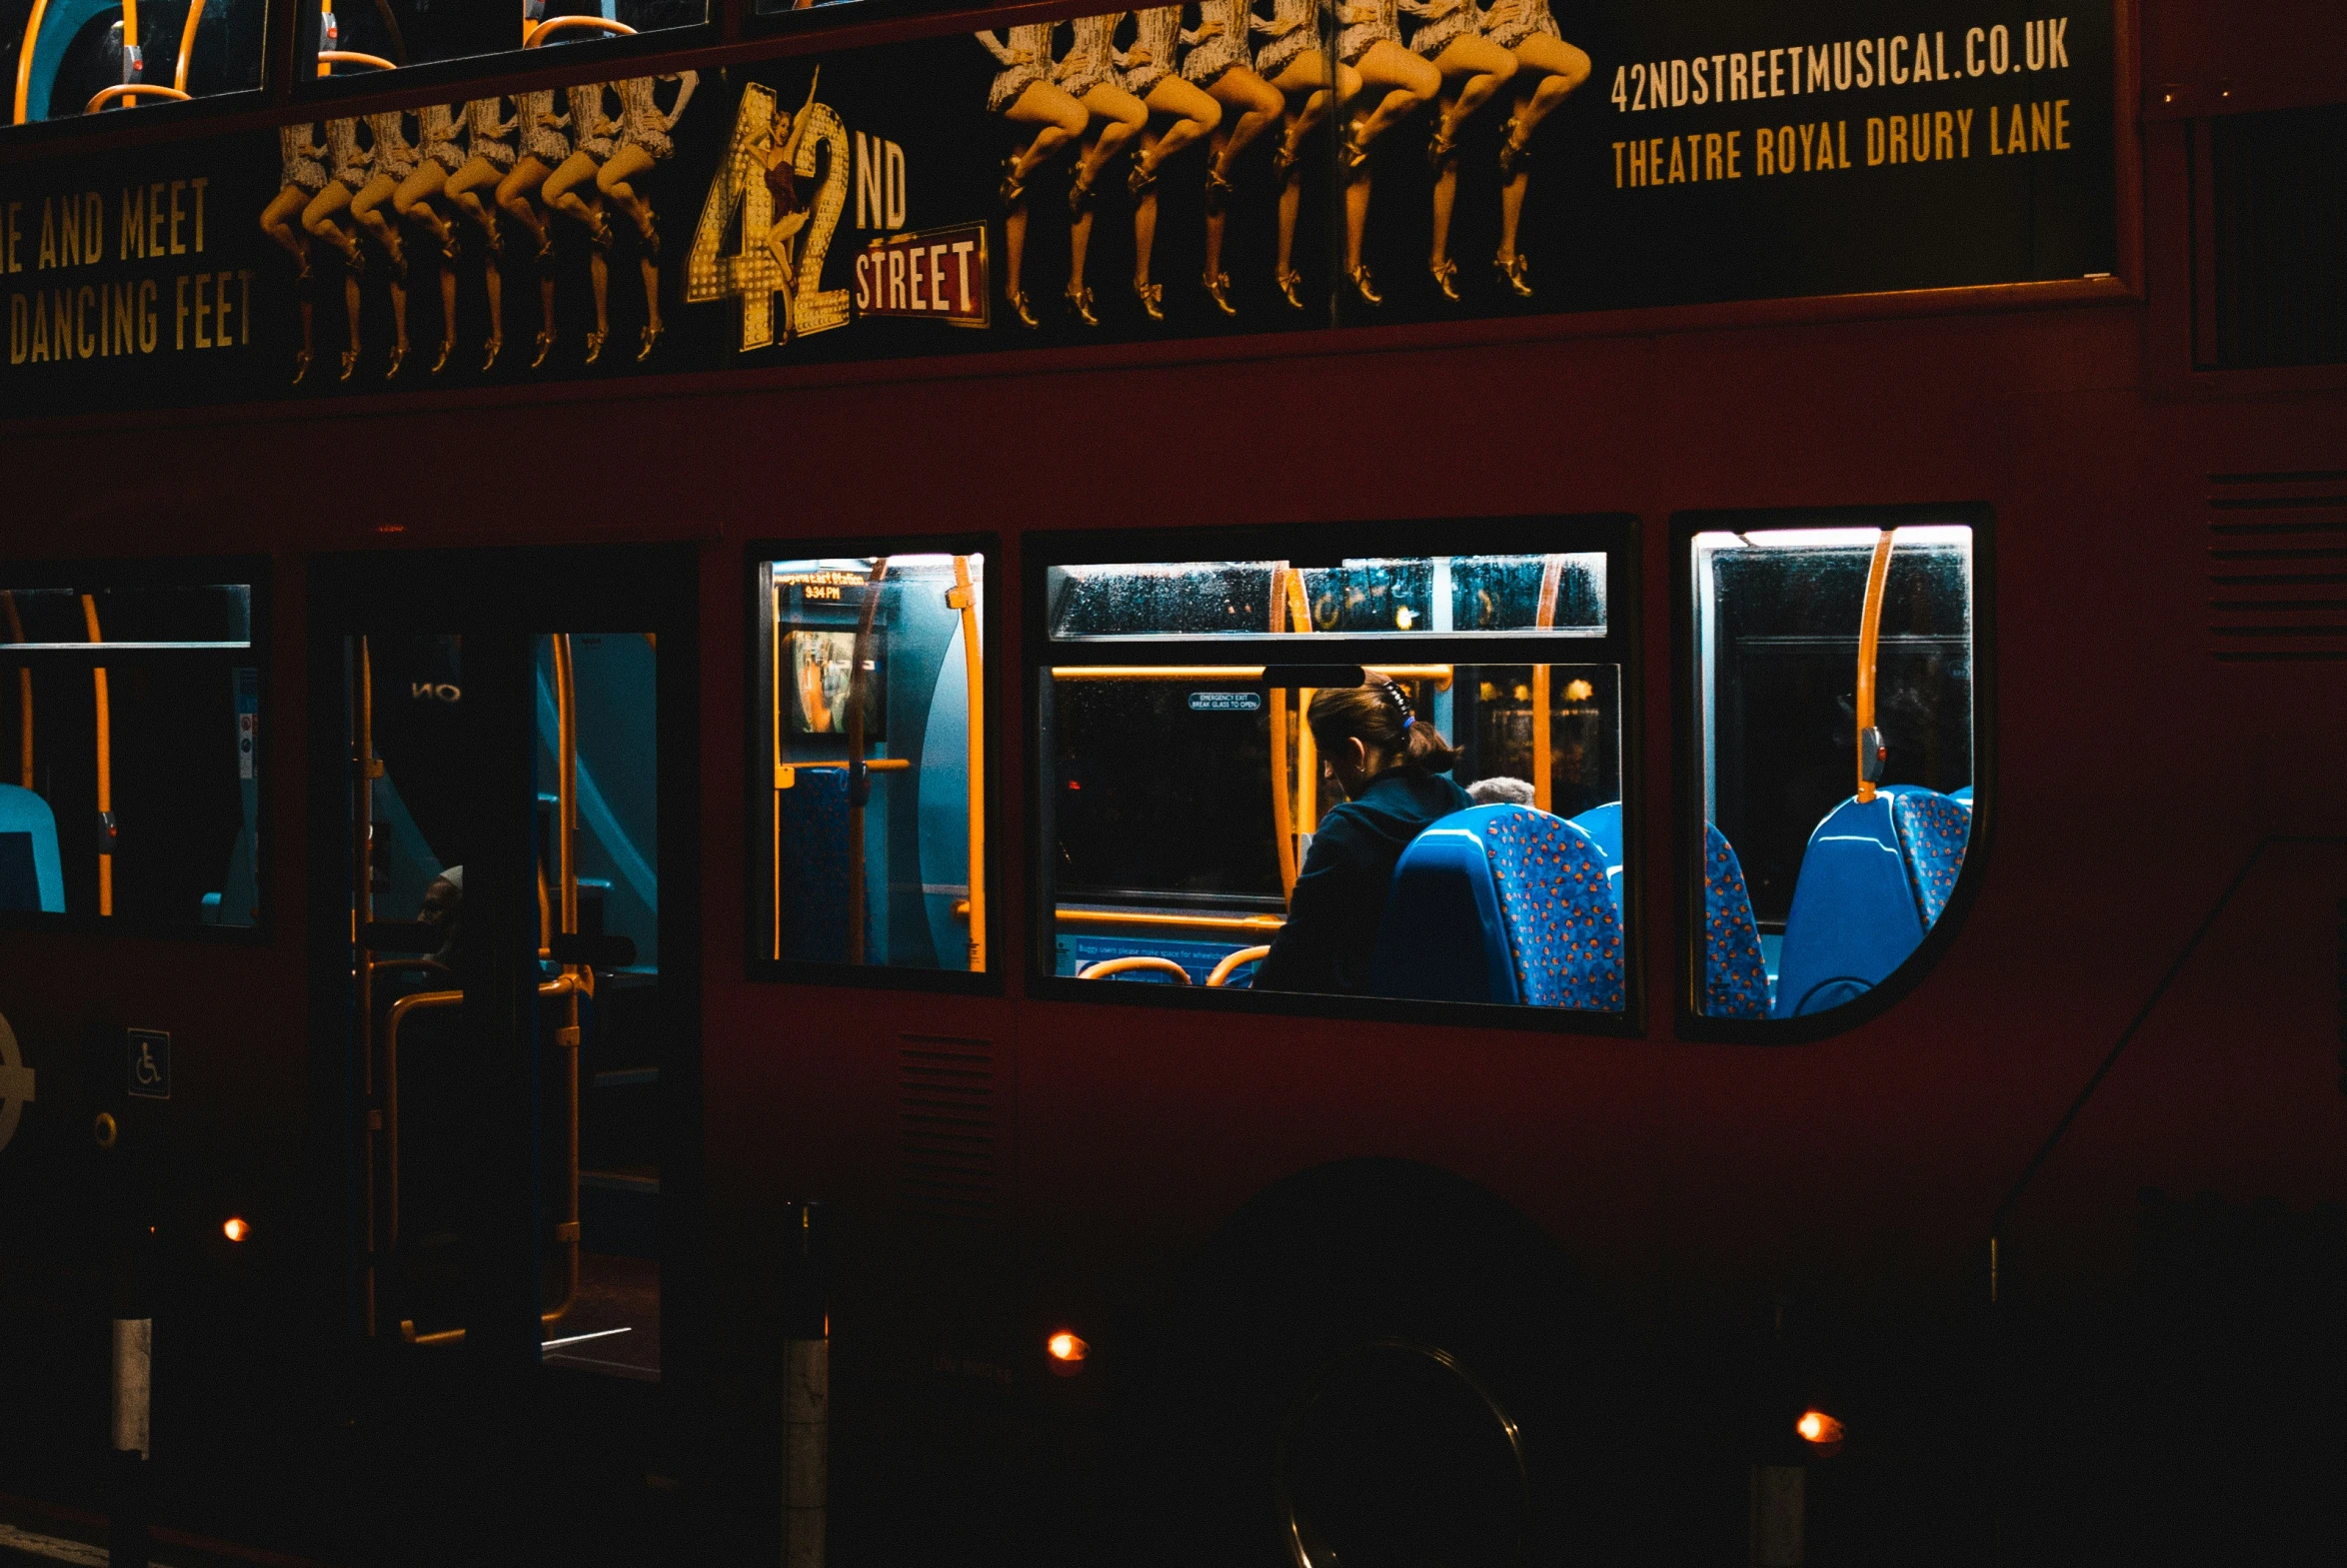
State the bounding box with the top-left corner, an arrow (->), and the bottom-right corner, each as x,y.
307,2 -> 706,77
0,577 -> 262,929
1036,530 -> 1633,1019
1687,521 -> 1978,1022
4,1 -> 266,123
1047,555 -> 1607,642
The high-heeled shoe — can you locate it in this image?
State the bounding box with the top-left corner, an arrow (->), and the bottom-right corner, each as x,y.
1346,264 -> 1381,307
338,347 -> 361,381
440,230 -> 462,263
1270,138 -> 1297,178
584,328 -> 607,365
1494,253 -> 1533,299
483,222 -> 506,257
1202,164 -> 1233,214
1201,271 -> 1236,319
1068,173 -> 1098,217
1429,256 -> 1459,302
385,245 -> 409,286
536,236 -> 559,276
1273,268 -> 1306,311
1006,285 -> 1040,330
639,216 -> 661,261
1341,126 -> 1369,170
1128,157 -> 1159,196
342,245 -> 367,280
1133,280 -> 1165,322
290,348 -> 313,386
429,339 -> 453,375
1064,283 -> 1099,328
384,343 -> 408,380
531,328 -> 556,369
482,336 -> 504,373
999,155 -> 1027,211
587,214 -> 616,253
1426,120 -> 1459,169
1497,120 -> 1533,179
638,323 -> 664,362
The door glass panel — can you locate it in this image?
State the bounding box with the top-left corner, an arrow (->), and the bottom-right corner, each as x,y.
0,581 -> 259,926
1690,524 -> 1977,1019
1047,554 -> 1607,641
761,554 -> 987,974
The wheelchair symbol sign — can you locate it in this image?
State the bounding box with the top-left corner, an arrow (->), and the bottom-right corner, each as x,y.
0,1010 -> 33,1152
127,1030 -> 170,1101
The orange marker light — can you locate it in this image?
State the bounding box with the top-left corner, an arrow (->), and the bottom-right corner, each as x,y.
1047,1330 -> 1089,1373
1797,1410 -> 1844,1446
222,1217 -> 250,1243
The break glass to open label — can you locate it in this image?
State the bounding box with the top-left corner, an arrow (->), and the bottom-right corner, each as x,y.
1041,656 -> 1625,1012
1046,555 -> 1607,641
0,582 -> 258,926
2,1 -> 266,123
765,554 -> 986,974
1691,525 -> 1976,1020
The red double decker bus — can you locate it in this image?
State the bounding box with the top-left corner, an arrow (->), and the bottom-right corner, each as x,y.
0,2 -> 2340,1564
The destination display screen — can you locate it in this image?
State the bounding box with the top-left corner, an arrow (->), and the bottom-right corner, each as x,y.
0,3 -> 2114,416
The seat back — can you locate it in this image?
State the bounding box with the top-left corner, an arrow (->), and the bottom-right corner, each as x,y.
1567,802 -> 1624,908
0,784 -> 65,913
1771,784 -> 1977,1018
1701,826 -> 1770,1017
1373,805 -> 1623,1010
1890,787 -> 1971,926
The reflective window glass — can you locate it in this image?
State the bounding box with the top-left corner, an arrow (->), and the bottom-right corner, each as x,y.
1038,548 -> 1629,1014
1690,524 -> 1977,1020
0,580 -> 260,926
3,1 -> 266,123
306,2 -> 706,77
761,554 -> 987,974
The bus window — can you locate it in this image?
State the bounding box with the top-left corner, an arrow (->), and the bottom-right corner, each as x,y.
0,579 -> 260,927
1038,548 -> 1628,1014
760,553 -> 988,976
1689,523 -> 1978,1020
2,1 -> 266,123
306,2 -> 706,76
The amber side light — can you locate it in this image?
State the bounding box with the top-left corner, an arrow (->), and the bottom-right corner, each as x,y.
1797,1410 -> 1844,1446
222,1217 -> 250,1243
1047,1331 -> 1089,1374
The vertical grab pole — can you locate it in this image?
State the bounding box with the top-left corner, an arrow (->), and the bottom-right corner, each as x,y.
772,574 -> 785,962
949,557 -> 986,973
1267,567 -> 1297,900
548,635 -> 581,1323
81,595 -> 112,915
356,639 -> 380,1336
13,1 -> 53,123
172,0 -> 201,91
1531,557 -> 1563,813
2,591 -> 31,787
845,560 -> 889,964
781,1201 -> 831,1568
1853,531 -> 1896,804
120,0 -> 142,89
1283,570 -> 1316,854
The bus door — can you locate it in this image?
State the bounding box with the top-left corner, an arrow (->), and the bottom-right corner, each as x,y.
310,546 -> 695,1555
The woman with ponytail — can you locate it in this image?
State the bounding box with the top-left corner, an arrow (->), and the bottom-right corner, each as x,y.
1251,676 -> 1471,994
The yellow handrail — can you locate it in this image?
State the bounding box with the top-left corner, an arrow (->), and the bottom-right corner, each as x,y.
552,634 -> 577,944
952,555 -> 987,974
1078,955 -> 1191,983
316,49 -> 395,73
1048,665 -> 1454,687
525,16 -> 637,46
846,557 -> 889,964
381,986 -> 461,1250
775,759 -> 909,788
1267,566 -> 1296,899
13,0 -> 50,124
1,592 -> 29,789
1853,531 -> 1896,803
1530,555 -> 1561,812
173,0 -> 202,92
1205,945 -> 1271,987
356,638 -> 377,1336
80,595 -> 110,916
85,84 -> 187,112
1057,907 -> 1283,933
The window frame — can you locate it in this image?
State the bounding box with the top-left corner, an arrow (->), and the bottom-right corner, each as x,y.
1669,504 -> 1997,1044
0,553 -> 272,943
291,4 -> 723,104
744,531 -> 1004,993
1025,515 -> 1644,1036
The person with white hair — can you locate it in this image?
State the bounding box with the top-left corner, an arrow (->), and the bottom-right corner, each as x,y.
1465,776 -> 1535,806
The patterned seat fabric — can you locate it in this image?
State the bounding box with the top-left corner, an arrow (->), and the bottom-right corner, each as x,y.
1702,826 -> 1769,1018
1479,808 -> 1625,1011
1891,788 -> 1971,927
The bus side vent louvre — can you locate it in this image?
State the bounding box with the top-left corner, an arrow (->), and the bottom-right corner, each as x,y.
899,1034 -> 997,1220
2206,470 -> 2347,662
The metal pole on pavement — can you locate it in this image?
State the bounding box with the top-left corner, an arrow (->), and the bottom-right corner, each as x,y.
781,1201 -> 831,1568
109,1221 -> 154,1568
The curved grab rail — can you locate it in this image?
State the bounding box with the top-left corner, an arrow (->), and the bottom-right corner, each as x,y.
1530,554 -> 1562,811
1852,531 -> 1896,803
316,49 -> 397,72
1205,945 -> 1271,988
1078,956 -> 1192,983
85,83 -> 188,112
13,0 -> 52,124
525,16 -> 637,46
172,0 -> 201,91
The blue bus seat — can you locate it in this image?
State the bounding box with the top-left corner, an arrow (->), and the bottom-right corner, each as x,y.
1771,787 -> 1971,1017
1567,801 -> 1624,908
1373,805 -> 1623,1010
0,784 -> 66,913
1702,827 -> 1770,1018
